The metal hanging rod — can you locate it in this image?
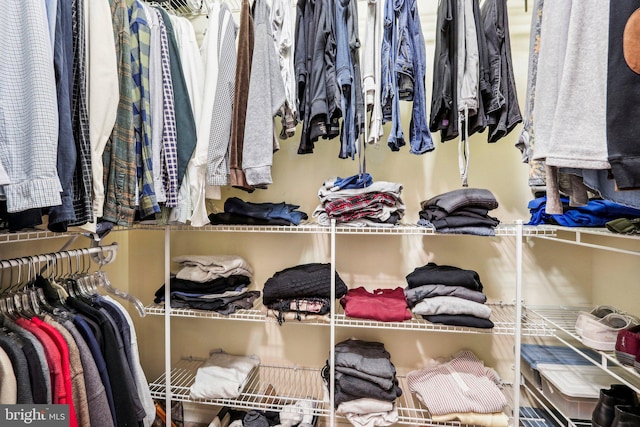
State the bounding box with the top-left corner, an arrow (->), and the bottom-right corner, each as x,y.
0,243 -> 119,274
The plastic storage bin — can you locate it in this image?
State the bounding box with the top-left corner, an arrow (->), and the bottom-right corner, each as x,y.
538,364 -> 618,420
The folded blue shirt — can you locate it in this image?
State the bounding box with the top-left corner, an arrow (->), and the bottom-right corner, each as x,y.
527,197 -> 640,226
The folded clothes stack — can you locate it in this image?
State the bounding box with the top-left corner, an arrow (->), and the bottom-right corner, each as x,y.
340,287 -> 412,322
313,174 -> 405,227
405,262 -> 494,329
323,339 -> 401,427
262,263 -> 347,324
528,197 -> 640,227
190,349 -> 260,400
418,188 -> 500,236
153,255 -> 259,315
407,351 -> 509,427
209,197 -> 308,226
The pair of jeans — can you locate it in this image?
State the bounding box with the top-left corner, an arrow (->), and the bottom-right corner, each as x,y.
224,197 -> 308,225
381,0 -> 404,151
335,0 -> 356,159
403,0 -> 433,154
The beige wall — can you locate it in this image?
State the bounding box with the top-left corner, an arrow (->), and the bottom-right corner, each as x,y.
1,2 -> 640,423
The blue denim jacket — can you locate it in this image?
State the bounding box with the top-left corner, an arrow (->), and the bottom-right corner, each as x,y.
381,0 -> 433,154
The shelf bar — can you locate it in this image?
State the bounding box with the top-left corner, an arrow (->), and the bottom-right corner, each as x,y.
535,235 -> 640,257
329,219 -> 336,427
513,220 -> 523,427
164,226 -> 172,427
145,302 -> 555,336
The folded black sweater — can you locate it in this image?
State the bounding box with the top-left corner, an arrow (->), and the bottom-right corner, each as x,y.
262,263 -> 347,305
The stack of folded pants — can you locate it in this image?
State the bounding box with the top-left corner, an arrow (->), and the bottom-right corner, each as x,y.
407,350 -> 509,427
262,263 -> 347,324
153,255 -> 259,315
313,176 -> 406,227
418,188 -> 500,235
405,262 -> 494,329
323,339 -> 401,427
209,197 -> 309,226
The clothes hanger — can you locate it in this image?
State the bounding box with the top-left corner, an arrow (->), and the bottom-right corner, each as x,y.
94,264 -> 147,317
42,254 -> 70,302
9,258 -> 37,320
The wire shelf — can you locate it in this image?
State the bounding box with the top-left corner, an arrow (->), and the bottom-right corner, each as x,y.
145,302 -> 555,336
150,360 -> 517,427
117,222 -> 560,236
524,305 -> 640,391
0,229 -> 81,244
149,360 -> 329,415
145,301 -> 332,326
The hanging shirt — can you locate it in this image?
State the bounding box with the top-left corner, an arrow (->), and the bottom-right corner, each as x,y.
154,7 -> 198,191
0,345 -> 17,404
103,0 -> 137,226
130,0 -> 159,218
69,0 -> 93,227
48,0 -> 78,231
88,0 -> 119,220
229,0 -> 254,191
143,2 -> 167,204
243,0 -> 286,188
153,7 -> 179,208
60,318 -> 116,427
0,0 -> 62,214
363,0 -> 384,145
31,317 -> 79,427
206,3 -> 238,188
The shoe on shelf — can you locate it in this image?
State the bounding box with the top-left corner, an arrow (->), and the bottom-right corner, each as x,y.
592,385 -> 639,427
611,405 -> 640,427
576,305 -> 620,337
581,313 -> 636,351
616,325 -> 640,365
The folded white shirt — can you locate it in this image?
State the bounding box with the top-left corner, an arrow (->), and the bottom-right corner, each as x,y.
337,399 -> 398,427
190,349 -> 260,399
